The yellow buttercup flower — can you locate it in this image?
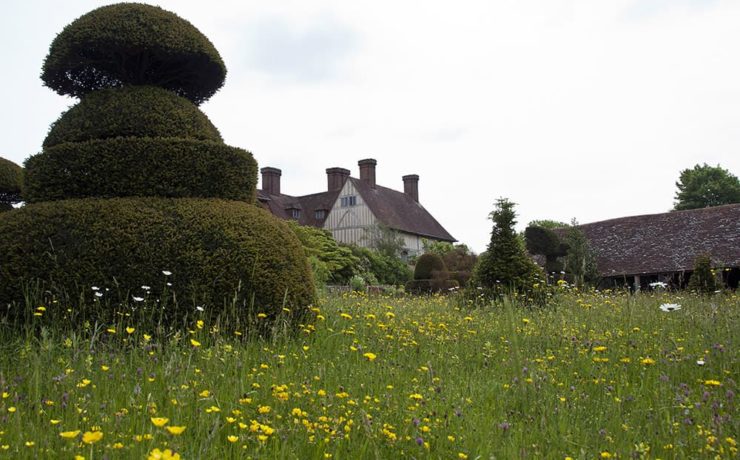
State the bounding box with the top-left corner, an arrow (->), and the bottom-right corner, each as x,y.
126,327 -> 135,334
190,339 -> 201,347
60,430 -> 80,439
82,430 -> 103,444
227,435 -> 239,443
363,352 -> 377,361
148,448 -> 181,460
165,426 -> 186,435
151,417 -> 169,427
258,405 -> 271,414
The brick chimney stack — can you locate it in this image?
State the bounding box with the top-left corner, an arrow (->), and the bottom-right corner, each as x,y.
358,158 -> 377,189
326,167 -> 350,192
403,174 -> 419,202
261,167 -> 281,195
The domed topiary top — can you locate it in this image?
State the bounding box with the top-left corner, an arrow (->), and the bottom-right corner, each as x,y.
44,86 -> 222,147
41,3 -> 226,105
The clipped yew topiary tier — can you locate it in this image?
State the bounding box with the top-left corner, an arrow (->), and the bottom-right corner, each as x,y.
24,138 -> 257,202
0,198 -> 314,316
41,3 -> 226,104
0,3 -> 315,324
43,86 -> 222,147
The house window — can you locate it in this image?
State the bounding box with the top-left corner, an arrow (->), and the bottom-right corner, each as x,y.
288,208 -> 301,219
340,196 -> 357,207
315,209 -> 326,220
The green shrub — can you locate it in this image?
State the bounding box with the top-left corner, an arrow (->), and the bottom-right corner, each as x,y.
349,246 -> 412,286
448,270 -> 472,287
41,3 -> 226,104
688,254 -> 717,294
350,275 -> 367,292
44,86 -> 222,147
24,138 -> 256,203
0,157 -> 23,210
405,279 -> 459,294
0,198 -> 315,321
414,253 -> 447,280
286,222 -> 359,285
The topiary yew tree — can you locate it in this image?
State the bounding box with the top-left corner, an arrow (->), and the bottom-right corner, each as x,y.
524,225 -> 569,274
0,3 -> 315,324
414,253 -> 447,280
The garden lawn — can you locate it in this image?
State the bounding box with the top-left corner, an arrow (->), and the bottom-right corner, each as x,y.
0,289 -> 736,459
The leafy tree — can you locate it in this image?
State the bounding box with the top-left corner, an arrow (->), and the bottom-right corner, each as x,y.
473,198 -> 542,290
673,163 -> 740,210
0,157 -> 23,212
564,219 -> 598,288
286,222 -> 359,285
688,254 -> 717,294
527,219 -> 568,229
363,223 -> 406,258
422,239 -> 455,257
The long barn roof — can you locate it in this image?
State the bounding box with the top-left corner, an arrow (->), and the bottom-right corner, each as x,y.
574,203 -> 740,277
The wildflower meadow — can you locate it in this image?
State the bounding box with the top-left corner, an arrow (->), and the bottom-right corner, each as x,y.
0,287 -> 736,459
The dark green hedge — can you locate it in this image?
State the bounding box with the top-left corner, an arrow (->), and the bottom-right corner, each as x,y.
41,3 -> 226,104
0,197 -> 315,321
44,86 -> 221,147
0,157 -> 23,211
24,138 -> 257,203
0,157 -> 22,195
405,279 -> 459,294
413,253 -> 447,280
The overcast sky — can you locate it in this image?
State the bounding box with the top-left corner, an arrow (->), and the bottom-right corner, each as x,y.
2,0 -> 738,253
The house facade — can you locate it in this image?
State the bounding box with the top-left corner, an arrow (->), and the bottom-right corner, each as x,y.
573,204 -> 740,290
257,159 -> 455,256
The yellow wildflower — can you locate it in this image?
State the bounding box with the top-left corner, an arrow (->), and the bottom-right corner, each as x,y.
60,430 -> 80,439
151,417 -> 169,427
166,426 -> 186,435
148,448 -> 181,460
82,431 -> 103,444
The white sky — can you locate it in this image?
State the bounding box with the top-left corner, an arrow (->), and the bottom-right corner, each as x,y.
1,0 -> 738,253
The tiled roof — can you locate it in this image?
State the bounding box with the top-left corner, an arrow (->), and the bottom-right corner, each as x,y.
574,204 -> 740,276
349,178 -> 455,242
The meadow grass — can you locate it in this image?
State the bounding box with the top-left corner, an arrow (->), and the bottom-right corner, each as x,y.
0,288 -> 736,459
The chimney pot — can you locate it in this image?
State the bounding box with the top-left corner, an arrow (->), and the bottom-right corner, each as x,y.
358,158 -> 377,188
403,174 -> 419,202
261,167 -> 282,195
326,167 -> 350,192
